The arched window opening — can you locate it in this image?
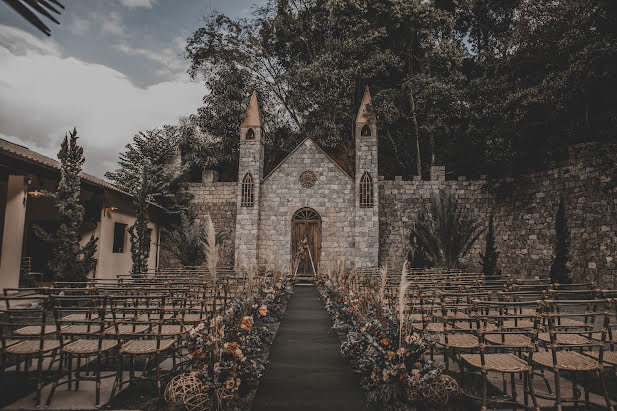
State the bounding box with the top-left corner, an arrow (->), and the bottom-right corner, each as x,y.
245,128 -> 255,140
241,173 -> 254,207
360,172 -> 374,208
360,124 -> 372,137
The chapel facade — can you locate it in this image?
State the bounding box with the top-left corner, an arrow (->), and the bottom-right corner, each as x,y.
233,87 -> 379,272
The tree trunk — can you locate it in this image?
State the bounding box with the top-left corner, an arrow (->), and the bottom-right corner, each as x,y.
409,32 -> 421,178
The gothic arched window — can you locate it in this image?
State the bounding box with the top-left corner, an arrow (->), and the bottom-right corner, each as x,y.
245,128 -> 255,140
360,124 -> 372,137
360,171 -> 374,208
241,173 -> 254,207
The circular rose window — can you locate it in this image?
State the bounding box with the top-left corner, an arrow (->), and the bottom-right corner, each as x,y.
299,170 -> 316,188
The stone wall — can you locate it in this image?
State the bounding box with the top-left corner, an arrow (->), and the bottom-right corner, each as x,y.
258,139 -> 356,270
379,143 -> 617,287
185,181 -> 237,266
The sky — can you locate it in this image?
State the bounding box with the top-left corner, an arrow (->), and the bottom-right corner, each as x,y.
0,0 -> 264,177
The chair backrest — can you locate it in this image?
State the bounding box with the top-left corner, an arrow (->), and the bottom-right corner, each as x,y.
0,295 -> 53,350
52,295 -> 109,348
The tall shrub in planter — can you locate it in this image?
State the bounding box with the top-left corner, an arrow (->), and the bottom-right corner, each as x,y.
36,128 -> 98,282
479,214 -> 500,278
550,197 -> 572,284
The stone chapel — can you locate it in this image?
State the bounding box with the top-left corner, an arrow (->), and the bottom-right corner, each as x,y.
233,87 -> 379,273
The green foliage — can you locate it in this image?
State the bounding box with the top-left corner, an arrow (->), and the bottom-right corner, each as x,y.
550,197 -> 572,284
479,213 -> 500,277
36,128 -> 98,282
105,127 -> 191,216
128,171 -> 151,276
409,189 -> 484,268
165,212 -> 207,267
182,0 -> 617,179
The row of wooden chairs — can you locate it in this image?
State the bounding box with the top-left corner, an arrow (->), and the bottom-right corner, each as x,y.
0,274 -> 247,407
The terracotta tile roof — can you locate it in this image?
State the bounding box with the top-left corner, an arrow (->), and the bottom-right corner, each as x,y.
0,138 -> 164,210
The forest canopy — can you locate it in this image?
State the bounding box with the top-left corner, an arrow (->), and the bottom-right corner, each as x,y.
114,0 -> 617,183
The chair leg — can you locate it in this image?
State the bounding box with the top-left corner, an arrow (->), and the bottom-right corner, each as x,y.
597,369 -> 614,411
554,368 -> 563,411
527,370 -> 540,411
46,351 -> 65,406
68,353 -> 74,390
35,351 -> 44,406
481,370 -> 488,411
110,352 -> 122,401
95,352 -> 102,407
75,355 -> 81,391
155,352 -> 161,399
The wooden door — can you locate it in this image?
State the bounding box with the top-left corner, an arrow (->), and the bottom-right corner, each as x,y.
292,208 -> 321,276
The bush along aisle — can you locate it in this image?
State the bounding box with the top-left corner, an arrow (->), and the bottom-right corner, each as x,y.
165,269 -> 293,410
317,262 -> 459,409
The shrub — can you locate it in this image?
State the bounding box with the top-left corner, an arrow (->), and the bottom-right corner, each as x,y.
409,189 -> 484,269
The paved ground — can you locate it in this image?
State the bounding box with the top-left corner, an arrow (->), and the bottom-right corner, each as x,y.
252,285 -> 366,411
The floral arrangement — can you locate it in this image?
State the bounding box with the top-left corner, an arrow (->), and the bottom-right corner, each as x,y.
317,264 -> 458,409
166,272 -> 293,410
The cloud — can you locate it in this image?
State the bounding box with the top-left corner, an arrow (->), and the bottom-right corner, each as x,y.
0,24 -> 204,177
99,11 -> 126,36
118,0 -> 157,9
112,42 -> 186,77
67,16 -> 92,36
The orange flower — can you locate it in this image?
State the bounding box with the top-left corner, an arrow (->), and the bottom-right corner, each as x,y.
379,338 -> 390,346
386,350 -> 396,360
258,305 -> 268,316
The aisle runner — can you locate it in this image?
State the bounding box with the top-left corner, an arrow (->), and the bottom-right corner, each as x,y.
252,286 -> 366,410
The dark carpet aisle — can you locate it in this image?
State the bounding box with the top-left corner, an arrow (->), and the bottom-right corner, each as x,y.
252,285 -> 366,411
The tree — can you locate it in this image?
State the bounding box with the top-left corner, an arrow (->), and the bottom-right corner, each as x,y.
105,127 -> 190,216
128,170 -> 151,276
549,197 -> 572,284
2,0 -> 64,36
165,212 -> 207,267
36,128 -> 98,282
479,213 -> 500,277
106,127 -> 194,275
186,0 -> 465,178
407,233 -> 432,269
409,189 -> 484,268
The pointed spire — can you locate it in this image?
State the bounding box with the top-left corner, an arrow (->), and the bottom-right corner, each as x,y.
241,91 -> 262,128
356,86 -> 376,124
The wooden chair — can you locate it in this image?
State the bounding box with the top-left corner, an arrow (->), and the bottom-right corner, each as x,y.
110,295 -> 185,400
531,299 -> 614,411
458,300 -> 540,411
0,295 -> 60,406
46,295 -> 118,407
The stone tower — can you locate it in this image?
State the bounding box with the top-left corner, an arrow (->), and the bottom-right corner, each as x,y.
234,91 -> 264,267
354,86 -> 379,267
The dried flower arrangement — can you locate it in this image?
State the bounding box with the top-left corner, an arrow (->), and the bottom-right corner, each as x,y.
165,270 -> 293,410
318,264 -> 459,409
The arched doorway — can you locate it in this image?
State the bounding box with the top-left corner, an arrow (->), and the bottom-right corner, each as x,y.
291,208 -> 321,276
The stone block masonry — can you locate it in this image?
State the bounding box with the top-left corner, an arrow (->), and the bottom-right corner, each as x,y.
379,143 -> 617,288
185,181 -> 237,266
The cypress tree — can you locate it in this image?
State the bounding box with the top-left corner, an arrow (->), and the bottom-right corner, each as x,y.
37,128 -> 98,282
479,214 -> 500,278
550,197 -> 572,284
128,169 -> 151,276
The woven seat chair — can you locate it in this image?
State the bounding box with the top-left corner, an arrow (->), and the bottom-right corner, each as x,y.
531,299 -> 613,411
0,295 -> 59,406
45,295 -> 118,407
435,298 -> 480,370
458,300 -> 540,411
110,294 -> 184,400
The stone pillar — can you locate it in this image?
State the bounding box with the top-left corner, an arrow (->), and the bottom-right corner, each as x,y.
0,175 -> 27,291
430,165 -> 446,181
